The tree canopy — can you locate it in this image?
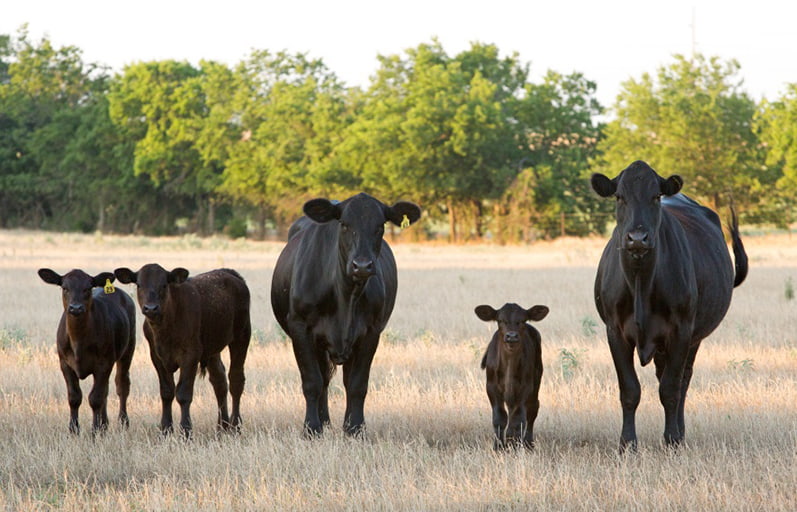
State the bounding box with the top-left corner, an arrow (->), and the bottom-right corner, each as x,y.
593,55 -> 767,213
1,27 -> 795,239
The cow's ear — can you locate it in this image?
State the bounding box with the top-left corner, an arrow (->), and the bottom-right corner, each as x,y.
38,268 -> 62,286
591,173 -> 616,197
169,268 -> 189,284
385,201 -> 422,227
92,272 -> 115,288
526,305 -> 549,322
303,198 -> 341,223
660,175 -> 683,196
475,305 -> 497,322
114,268 -> 138,284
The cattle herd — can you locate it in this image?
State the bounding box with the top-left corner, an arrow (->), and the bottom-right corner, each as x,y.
38,160 -> 748,452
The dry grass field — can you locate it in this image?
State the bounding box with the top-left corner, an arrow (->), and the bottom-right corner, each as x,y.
0,229 -> 795,511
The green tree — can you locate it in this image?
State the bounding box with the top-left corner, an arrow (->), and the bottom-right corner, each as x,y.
339,40 -> 525,241
755,84 -> 797,227
210,50 -> 353,235
593,54 -> 764,213
505,71 -> 604,240
0,26 -> 109,229
108,60 -> 221,234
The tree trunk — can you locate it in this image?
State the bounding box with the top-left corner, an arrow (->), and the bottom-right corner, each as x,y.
194,197 -> 206,235
473,199 -> 483,240
254,207 -> 267,240
447,200 -> 458,243
493,203 -> 504,245
207,199 -> 216,235
96,198 -> 105,233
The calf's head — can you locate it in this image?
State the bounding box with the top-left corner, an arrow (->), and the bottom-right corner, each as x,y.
303,193 -> 421,283
591,160 -> 682,260
475,303 -> 549,348
114,264 -> 189,322
38,268 -> 115,317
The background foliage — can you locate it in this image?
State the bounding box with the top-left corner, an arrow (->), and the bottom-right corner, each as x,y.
1,27 -> 795,239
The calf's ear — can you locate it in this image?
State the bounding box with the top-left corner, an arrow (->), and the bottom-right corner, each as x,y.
38,268 -> 62,286
660,175 -> 683,196
92,272 -> 115,288
304,198 -> 341,223
526,305 -> 549,322
114,268 -> 137,284
475,305 -> 497,322
168,268 -> 189,284
590,173 -> 616,197
385,201 -> 422,227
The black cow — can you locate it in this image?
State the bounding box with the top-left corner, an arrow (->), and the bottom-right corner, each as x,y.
114,264 -> 251,436
38,269 -> 136,434
271,192 -> 421,436
476,303 -> 549,450
591,160 -> 747,451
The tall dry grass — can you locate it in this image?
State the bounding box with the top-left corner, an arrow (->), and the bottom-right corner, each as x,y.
0,229 -> 795,511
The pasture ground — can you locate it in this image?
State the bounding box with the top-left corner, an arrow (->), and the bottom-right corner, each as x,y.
0,229 -> 795,511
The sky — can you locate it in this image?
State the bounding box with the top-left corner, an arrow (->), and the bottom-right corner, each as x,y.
3,0 -> 796,109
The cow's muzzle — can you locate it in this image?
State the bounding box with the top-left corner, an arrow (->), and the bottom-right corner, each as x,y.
67,304 -> 86,316
503,331 -> 521,344
141,303 -> 162,321
350,257 -> 375,282
625,230 -> 651,259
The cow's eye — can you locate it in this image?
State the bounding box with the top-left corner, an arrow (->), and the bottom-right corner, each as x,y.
616,195 -> 626,205
340,223 -> 349,233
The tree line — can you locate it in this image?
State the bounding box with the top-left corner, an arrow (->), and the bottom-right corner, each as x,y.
1,26 -> 795,241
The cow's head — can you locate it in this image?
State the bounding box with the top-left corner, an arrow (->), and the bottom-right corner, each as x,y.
114,264 -> 189,323
38,268 -> 115,317
591,160 -> 682,260
303,193 -> 421,283
475,303 -> 549,347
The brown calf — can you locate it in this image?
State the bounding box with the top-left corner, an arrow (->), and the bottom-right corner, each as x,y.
114,264 -> 251,437
38,268 -> 136,435
476,303 -> 549,449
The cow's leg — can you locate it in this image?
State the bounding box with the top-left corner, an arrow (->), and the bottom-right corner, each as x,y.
659,332 -> 690,446
653,350 -> 666,383
289,327 -> 325,435
485,372 -> 507,449
61,360 -> 82,435
342,332 -> 379,436
524,395 -> 540,449
88,367 -> 112,434
505,404 -> 527,448
175,362 -> 199,438
677,342 -> 701,441
151,353 -> 176,435
317,348 -> 333,427
115,343 -> 135,429
608,326 -> 640,452
205,353 -> 231,431
228,322 -> 251,431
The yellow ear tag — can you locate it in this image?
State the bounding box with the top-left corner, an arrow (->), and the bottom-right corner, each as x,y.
400,214 -> 410,229
104,279 -> 115,294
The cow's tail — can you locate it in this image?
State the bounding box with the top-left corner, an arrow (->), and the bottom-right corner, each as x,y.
729,205 -> 748,288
